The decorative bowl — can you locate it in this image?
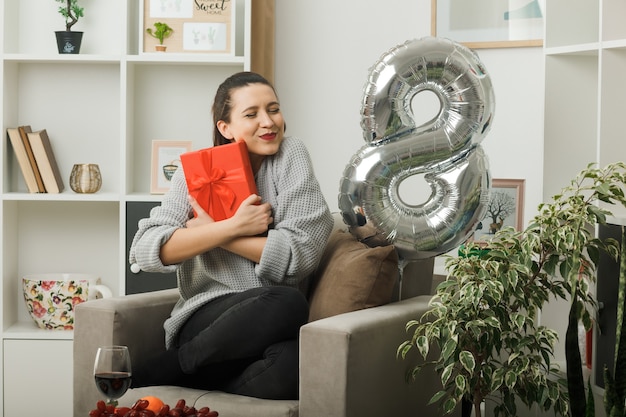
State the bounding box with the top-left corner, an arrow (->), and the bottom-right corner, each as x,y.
22,273 -> 112,330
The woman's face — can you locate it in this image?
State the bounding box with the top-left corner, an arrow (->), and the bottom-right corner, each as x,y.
217,83 -> 285,170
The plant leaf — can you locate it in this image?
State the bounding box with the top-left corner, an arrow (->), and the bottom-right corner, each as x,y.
428,390 -> 448,405
416,335 -> 429,358
460,350 -> 476,373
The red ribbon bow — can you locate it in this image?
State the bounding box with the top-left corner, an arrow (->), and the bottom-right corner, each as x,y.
187,151 -> 246,220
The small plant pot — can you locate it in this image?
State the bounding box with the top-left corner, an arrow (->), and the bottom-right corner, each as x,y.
55,31 -> 83,54
155,45 -> 167,52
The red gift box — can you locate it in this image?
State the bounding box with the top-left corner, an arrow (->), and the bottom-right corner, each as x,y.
181,141 -> 258,221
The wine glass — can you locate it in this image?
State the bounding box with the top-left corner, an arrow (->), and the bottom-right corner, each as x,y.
93,345 -> 132,406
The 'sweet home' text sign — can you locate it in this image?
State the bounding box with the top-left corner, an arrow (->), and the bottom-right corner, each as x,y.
143,0 -> 234,54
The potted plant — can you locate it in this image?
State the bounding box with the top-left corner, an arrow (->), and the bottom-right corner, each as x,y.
557,164 -> 626,417
596,234 -> 626,417
54,0 -> 84,54
563,227 -> 626,417
399,162 -> 626,417
146,22 -> 174,52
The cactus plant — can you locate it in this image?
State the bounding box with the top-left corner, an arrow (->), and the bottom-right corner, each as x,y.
146,22 -> 174,45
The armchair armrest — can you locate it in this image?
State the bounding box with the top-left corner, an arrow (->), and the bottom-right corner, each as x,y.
73,288 -> 180,417
299,295 -> 447,417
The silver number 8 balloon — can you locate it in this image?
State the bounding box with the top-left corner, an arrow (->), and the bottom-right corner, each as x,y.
339,37 -> 495,260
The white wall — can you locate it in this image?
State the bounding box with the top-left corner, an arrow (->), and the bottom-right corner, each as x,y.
272,1 -> 579,372
274,0 -> 545,266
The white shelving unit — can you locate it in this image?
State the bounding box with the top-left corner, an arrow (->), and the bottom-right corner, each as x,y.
0,0 -> 256,415
543,0 -> 626,219
543,1 -> 626,414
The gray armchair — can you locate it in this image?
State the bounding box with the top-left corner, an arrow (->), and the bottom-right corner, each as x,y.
74,213 -> 447,417
74,287 -> 445,417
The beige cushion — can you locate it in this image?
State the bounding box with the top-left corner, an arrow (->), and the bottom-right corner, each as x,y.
308,229 -> 398,321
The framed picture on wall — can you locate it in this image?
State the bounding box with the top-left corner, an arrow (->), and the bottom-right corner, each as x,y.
431,0 -> 543,49
140,0 -> 235,54
473,178 -> 525,243
150,140 -> 192,194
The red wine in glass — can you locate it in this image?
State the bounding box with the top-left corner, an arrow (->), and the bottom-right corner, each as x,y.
94,371 -> 132,400
94,346 -> 132,406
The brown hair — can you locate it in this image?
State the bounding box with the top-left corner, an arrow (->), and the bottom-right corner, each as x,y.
212,71 -> 278,146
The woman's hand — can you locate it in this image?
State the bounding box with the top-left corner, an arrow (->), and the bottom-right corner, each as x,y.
160,194 -> 271,265
186,196 -> 215,229
187,194 -> 272,237
229,194 -> 273,237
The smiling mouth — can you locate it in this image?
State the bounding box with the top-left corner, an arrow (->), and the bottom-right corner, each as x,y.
260,132 -> 277,141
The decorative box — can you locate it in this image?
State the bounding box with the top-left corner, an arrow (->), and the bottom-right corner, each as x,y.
181,141 -> 257,221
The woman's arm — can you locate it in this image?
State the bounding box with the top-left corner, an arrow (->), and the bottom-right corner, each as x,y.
160,194 -> 272,265
219,236 -> 267,264
254,138 -> 334,285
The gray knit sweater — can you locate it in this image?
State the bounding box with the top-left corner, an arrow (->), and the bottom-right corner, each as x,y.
129,137 -> 333,348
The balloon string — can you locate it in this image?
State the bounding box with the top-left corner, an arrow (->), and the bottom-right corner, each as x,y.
398,257 -> 408,300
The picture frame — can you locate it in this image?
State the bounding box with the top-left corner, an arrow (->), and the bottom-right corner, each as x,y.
150,140 -> 192,194
473,178 -> 525,243
140,0 -> 235,54
431,0 -> 543,49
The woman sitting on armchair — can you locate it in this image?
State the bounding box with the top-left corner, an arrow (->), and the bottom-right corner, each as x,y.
129,71 -> 333,400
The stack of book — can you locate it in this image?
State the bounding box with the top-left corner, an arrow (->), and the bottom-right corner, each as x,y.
6,126 -> 65,193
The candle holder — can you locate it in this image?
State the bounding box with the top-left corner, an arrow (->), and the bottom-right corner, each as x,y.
70,164 -> 102,193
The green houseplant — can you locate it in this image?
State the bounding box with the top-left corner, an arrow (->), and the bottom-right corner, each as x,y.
399,162 -> 626,417
54,0 -> 84,54
146,22 -> 174,52
597,232 -> 626,417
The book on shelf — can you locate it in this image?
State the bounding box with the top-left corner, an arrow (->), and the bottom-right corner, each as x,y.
6,126 -> 40,193
27,129 -> 65,193
18,125 -> 46,193
181,141 -> 258,221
